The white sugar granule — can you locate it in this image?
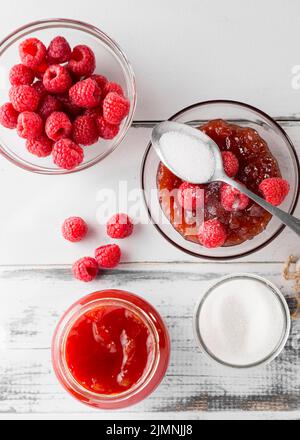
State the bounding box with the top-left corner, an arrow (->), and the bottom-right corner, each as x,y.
160,131 -> 215,183
199,278 -> 285,366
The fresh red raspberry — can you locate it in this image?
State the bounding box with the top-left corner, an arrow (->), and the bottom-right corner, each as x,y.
62,217 -> 88,242
9,64 -> 34,86
43,65 -> 72,94
259,178 -> 290,206
72,257 -> 98,282
69,78 -> 101,109
103,92 -> 130,125
222,151 -> 239,178
0,103 -> 19,129
45,111 -> 72,141
72,115 -> 99,146
102,82 -> 124,99
90,74 -> 108,91
178,182 -> 205,211
38,94 -> 62,120
52,138 -> 84,170
26,134 -> 53,157
198,219 -> 227,249
33,61 -> 49,80
84,106 -> 103,119
95,244 -> 121,269
97,116 -> 120,140
68,45 -> 96,77
9,85 -> 40,112
220,183 -> 250,212
56,94 -> 82,119
19,38 -> 46,69
107,214 -> 134,239
17,111 -> 43,140
32,80 -> 47,98
47,36 -> 71,64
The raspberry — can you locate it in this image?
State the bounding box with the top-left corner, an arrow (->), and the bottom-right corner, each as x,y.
84,106 -> 103,119
26,134 -> 53,157
72,257 -> 98,282
259,178 -> 290,206
19,38 -> 46,69
102,82 -> 124,99
32,80 -> 47,98
9,64 -> 34,86
43,65 -> 72,94
97,116 -> 120,140
107,214 -> 134,239
45,111 -> 72,141
222,151 -> 239,178
9,85 -> 40,112
72,115 -> 99,146
220,183 -> 250,212
69,78 -> 101,109
198,219 -> 227,249
95,244 -> 121,269
47,36 -> 71,64
38,94 -> 62,120
178,182 -> 205,211
68,45 -> 96,77
52,138 -> 84,170
62,217 -> 88,242
103,92 -> 130,125
0,103 -> 19,129
90,74 -> 108,91
33,62 -> 49,80
56,94 -> 82,118
17,112 -> 43,140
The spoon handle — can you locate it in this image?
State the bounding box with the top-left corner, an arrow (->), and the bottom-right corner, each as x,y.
222,177 -> 300,237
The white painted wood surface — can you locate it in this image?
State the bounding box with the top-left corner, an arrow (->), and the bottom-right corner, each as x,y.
0,0 -> 299,420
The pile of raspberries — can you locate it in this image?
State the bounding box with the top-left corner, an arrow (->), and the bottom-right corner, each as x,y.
0,36 -> 130,170
62,213 -> 134,282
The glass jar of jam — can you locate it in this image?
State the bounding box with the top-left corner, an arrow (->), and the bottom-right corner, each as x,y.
52,290 -> 170,410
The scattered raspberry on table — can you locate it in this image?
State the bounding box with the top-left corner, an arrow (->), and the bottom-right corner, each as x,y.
95,244 -> 121,269
62,217 -> 88,243
72,257 -> 99,283
107,214 -> 134,239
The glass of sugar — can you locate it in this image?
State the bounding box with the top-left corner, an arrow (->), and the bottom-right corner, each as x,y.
194,274 -> 291,369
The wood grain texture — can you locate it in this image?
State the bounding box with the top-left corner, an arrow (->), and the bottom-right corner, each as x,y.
0,263 -> 299,419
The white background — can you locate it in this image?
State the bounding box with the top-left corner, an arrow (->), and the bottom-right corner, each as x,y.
0,0 -> 299,420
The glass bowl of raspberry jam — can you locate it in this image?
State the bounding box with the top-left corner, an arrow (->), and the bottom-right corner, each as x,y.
0,19 -> 136,174
52,290 -> 170,410
142,100 -> 300,260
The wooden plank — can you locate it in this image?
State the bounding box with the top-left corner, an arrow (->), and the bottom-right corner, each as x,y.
0,263 -> 299,418
0,121 -> 299,266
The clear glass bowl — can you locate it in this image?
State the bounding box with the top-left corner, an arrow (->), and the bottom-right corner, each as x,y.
0,19 -> 137,174
141,100 -> 300,260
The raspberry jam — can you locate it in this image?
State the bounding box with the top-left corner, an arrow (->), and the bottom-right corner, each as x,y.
52,291 -> 170,409
157,119 -> 282,246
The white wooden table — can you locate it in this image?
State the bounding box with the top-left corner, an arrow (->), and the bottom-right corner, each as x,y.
0,0 -> 299,420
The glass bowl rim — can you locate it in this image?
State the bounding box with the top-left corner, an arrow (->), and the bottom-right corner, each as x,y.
141,99 -> 300,261
0,18 -> 137,175
193,273 -> 291,369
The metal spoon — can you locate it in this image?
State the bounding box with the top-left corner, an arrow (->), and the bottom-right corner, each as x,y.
152,121 -> 300,237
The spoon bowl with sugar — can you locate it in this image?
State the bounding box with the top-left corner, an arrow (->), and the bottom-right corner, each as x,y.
152,121 -> 300,237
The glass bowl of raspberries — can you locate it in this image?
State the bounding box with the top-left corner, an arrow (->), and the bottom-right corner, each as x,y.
142,100 -> 300,260
0,19 -> 136,174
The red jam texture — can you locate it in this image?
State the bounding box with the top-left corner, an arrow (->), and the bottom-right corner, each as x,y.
157,119 -> 282,247
65,305 -> 153,395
